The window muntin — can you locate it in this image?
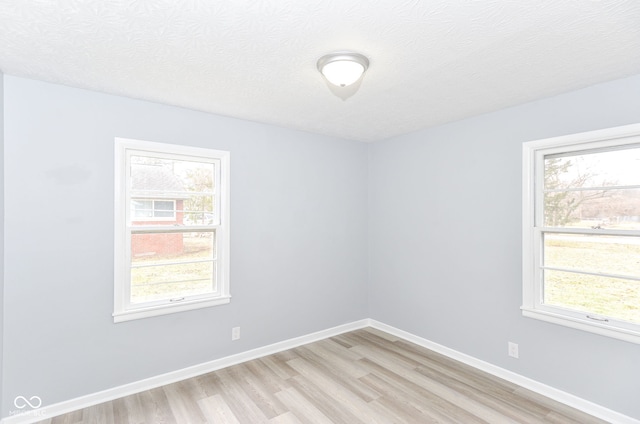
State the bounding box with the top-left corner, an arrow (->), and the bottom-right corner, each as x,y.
153,200 -> 175,218
523,124 -> 640,343
115,138 -> 230,322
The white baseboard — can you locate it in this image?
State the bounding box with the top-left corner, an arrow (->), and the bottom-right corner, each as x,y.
1,319 -> 369,424
3,318 -> 637,424
368,319 -> 639,424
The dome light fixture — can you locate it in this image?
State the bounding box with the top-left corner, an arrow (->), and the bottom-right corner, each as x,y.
317,52 -> 369,88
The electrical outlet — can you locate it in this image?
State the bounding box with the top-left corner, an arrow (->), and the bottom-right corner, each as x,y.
232,327 -> 241,341
508,342 -> 519,358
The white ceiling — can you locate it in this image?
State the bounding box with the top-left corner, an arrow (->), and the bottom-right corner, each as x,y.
1,1 -> 639,142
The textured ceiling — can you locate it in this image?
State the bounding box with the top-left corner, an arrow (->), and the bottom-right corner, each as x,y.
1,1 -> 640,142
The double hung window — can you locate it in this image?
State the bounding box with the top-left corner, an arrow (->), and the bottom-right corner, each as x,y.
114,138 -> 230,322
522,124 -> 640,343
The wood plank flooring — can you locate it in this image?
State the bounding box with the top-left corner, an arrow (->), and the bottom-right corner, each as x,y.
37,328 -> 608,423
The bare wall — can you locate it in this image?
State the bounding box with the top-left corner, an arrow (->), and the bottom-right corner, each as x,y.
368,74 -> 640,419
1,76 -> 368,416
0,71 -> 5,416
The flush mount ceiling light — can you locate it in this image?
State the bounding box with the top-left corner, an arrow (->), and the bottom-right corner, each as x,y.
317,52 -> 369,99
317,52 -> 369,87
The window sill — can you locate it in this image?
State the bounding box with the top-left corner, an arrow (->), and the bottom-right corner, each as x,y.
114,296 -> 231,323
521,307 -> 640,345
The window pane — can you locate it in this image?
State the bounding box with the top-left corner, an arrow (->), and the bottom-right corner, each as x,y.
131,262 -> 215,304
130,231 -> 216,304
544,188 -> 640,229
130,155 -> 215,226
183,195 -> 216,225
544,269 -> 640,324
544,233 -> 640,278
132,200 -> 153,218
131,231 -> 215,264
154,200 -> 175,218
545,145 -> 640,190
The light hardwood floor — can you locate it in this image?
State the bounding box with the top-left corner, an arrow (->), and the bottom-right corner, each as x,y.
37,328 -> 608,423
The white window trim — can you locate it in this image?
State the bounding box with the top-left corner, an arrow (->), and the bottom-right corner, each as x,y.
114,137 -> 230,323
522,123 -> 640,344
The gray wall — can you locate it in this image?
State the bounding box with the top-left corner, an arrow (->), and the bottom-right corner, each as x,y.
0,71 -> 4,416
1,76 -> 368,415
368,74 -> 640,419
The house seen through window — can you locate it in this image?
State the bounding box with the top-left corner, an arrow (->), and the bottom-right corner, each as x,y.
132,199 -> 176,219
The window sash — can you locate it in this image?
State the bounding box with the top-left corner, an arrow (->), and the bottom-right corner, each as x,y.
532,228 -> 640,329
125,227 -> 220,310
126,149 -> 221,227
